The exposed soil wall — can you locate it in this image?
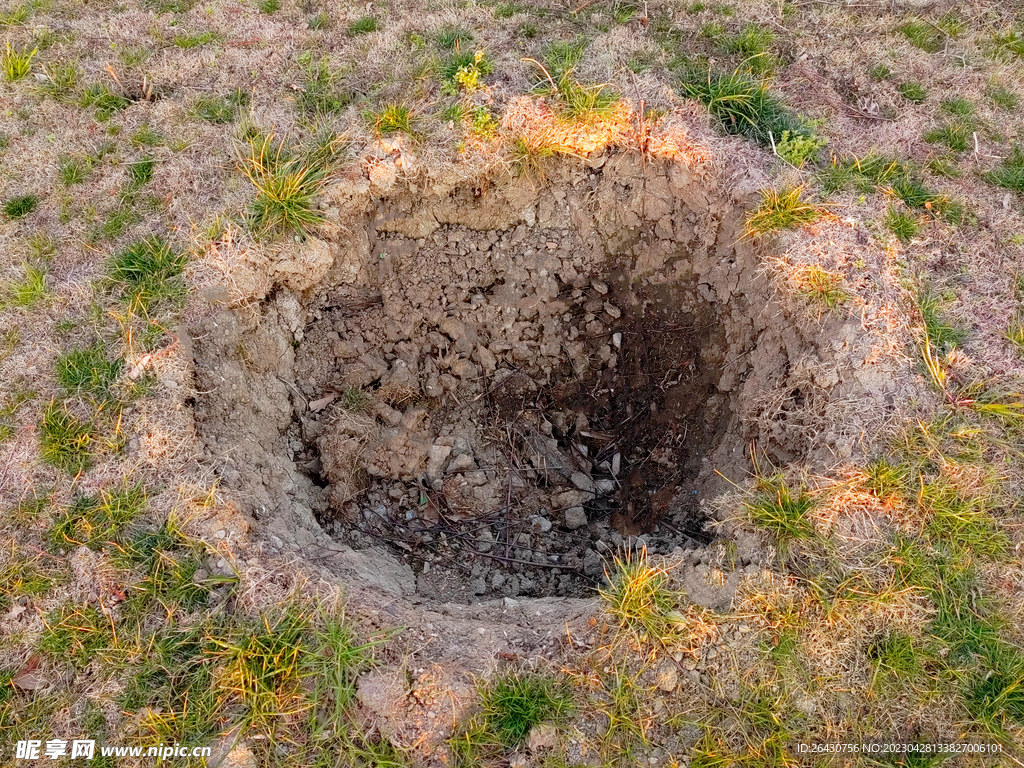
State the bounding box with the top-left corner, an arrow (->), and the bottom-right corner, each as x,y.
187,151 -> 893,602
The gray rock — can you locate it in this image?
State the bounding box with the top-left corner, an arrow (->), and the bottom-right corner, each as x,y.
530,515 -> 552,533
570,471 -> 596,493
563,506 -> 588,530
583,549 -> 604,577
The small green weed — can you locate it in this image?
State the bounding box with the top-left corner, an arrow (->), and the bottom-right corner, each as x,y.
924,122 -> 971,152
885,205 -> 919,243
0,550 -> 56,611
255,0 -> 279,13
744,474 -> 816,550
991,28 -> 1024,60
794,264 -> 847,310
107,237 -> 188,314
916,288 -> 967,352
194,89 -> 250,123
3,194 -> 38,219
966,645 -> 1024,734
868,632 -> 924,692
939,97 -> 973,118
480,673 -> 572,747
0,2 -> 32,25
680,70 -> 809,147
2,41 -> 36,80
126,156 -> 155,189
3,264 -> 48,308
347,15 -> 377,35
900,20 -> 943,53
719,23 -> 778,74
983,145 -> 1024,193
439,49 -> 493,94
898,81 -> 927,103
38,400 -> 93,474
367,102 -> 413,135
1005,314 -> 1024,358
744,186 -> 820,236
775,129 -> 826,167
173,30 -> 220,48
55,342 -> 123,401
49,481 -> 147,551
599,549 -> 681,642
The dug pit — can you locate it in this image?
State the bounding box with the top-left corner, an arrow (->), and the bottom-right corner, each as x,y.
189,151 -> 878,602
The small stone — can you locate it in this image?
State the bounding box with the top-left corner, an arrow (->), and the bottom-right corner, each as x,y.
683,658 -> 697,671
592,280 -> 608,295
449,453 -> 475,472
563,506 -> 588,530
655,663 -> 678,692
527,722 -> 558,752
470,578 -> 487,595
530,515 -> 553,534
426,443 -> 452,481
583,549 -> 604,577
603,302 -> 621,319
12,671 -> 44,691
570,471 -> 596,493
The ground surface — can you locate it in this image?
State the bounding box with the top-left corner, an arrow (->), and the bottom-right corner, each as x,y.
2,0 -> 1024,766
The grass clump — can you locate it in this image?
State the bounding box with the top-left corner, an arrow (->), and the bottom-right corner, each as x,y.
718,23 -> 779,74
478,673 -> 572,747
194,89 -> 250,123
107,236 -> 188,314
173,30 -> 220,49
59,153 -> 90,185
2,41 -> 36,80
899,20 -> 943,53
989,86 -> 1019,111
897,81 -> 927,103
347,15 -> 377,35
79,83 -> 130,120
38,401 -> 93,474
126,156 -> 155,189
298,55 -> 351,118
599,549 -> 681,642
864,457 -> 910,500
366,102 -> 413,136
39,604 -> 113,664
924,122 -> 971,153
49,481 -> 147,551
966,645 -> 1024,735
436,26 -> 472,49
916,288 -> 968,352
867,632 -> 924,692
681,70 -> 809,148
3,194 -> 38,219
775,129 -> 827,168
239,132 -> 341,238
983,145 -> 1024,193
55,342 -> 123,401
794,264 -> 847,310
885,205 -> 919,243
530,40 -> 617,122
744,474 -> 816,550
744,186 -> 820,236
2,264 -> 48,308
35,61 -> 79,102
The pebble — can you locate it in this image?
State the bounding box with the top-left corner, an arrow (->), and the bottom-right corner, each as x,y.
570,471 -> 596,493
655,663 -> 678,692
563,506 -> 588,530
583,549 -> 604,577
530,515 -> 553,533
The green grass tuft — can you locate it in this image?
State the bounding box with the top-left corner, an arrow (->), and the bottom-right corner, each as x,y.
864,457 -> 910,499
3,194 -> 38,219
744,186 -> 820,236
983,145 -> 1024,193
989,86 -> 1019,111
480,673 -> 572,747
744,474 -> 816,550
55,342 -> 123,401
680,70 -> 808,147
347,15 -> 377,35
38,400 -> 94,474
3,264 -> 49,308
916,288 -> 968,352
107,236 -> 188,314
173,30 -> 220,49
2,41 -> 36,80
600,549 -> 681,642
794,264 -> 848,310
49,481 -> 147,551
366,103 -> 413,135
239,132 -> 337,238
897,81 -> 928,103
923,122 -> 971,152
885,205 -> 919,243
193,89 -> 249,124
900,20 -> 944,53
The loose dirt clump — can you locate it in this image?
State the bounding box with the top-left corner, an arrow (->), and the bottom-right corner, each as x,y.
190,152 -> 898,602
